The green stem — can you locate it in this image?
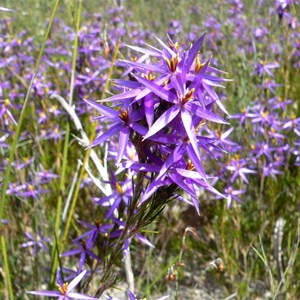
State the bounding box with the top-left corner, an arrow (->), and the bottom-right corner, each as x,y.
1,236 -> 14,299
69,0 -> 82,106
50,123 -> 70,285
50,0 -> 82,284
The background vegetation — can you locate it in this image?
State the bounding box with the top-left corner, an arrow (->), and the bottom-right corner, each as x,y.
0,0 -> 299,299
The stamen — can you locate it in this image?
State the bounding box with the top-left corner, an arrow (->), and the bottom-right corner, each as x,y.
163,53 -> 179,72
194,54 -> 206,73
181,88 -> 195,105
57,282 -> 68,295
116,182 -> 124,195
118,108 -> 129,122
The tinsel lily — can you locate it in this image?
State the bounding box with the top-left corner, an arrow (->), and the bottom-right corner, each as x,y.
85,33 -> 231,211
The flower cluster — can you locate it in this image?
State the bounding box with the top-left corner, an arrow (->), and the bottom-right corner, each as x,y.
85,33 -> 230,215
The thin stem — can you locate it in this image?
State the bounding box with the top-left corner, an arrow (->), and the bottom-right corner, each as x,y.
69,0 -> 82,105
50,0 -> 81,284
1,236 -> 14,300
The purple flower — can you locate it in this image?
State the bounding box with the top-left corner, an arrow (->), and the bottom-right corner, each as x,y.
254,60 -> 279,77
223,186 -> 245,208
226,158 -> 256,183
21,231 -> 51,254
110,217 -> 155,249
18,183 -> 49,200
74,219 -> 114,248
0,98 -> 17,126
61,240 -> 102,272
94,171 -> 133,218
84,33 -> 231,213
27,270 -> 97,299
230,107 -> 256,125
84,99 -> 146,164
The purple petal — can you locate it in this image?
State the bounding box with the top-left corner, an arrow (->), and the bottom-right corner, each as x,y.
202,82 -> 219,101
170,73 -> 185,96
67,270 -> 87,292
181,109 -> 201,162
21,241 -> 35,248
186,144 -> 207,181
118,59 -> 163,73
89,123 -> 124,147
128,162 -> 161,173
130,122 -> 148,136
168,172 -> 196,198
67,292 -> 97,299
133,74 -> 176,103
140,179 -> 164,204
126,44 -> 161,57
94,193 -> 115,205
117,127 -> 130,164
107,197 -> 122,218
136,233 -> 155,248
144,94 -> 154,127
86,249 -> 102,262
183,32 -> 206,75
83,99 -> 118,118
112,79 -> 142,89
27,291 -> 61,297
96,89 -> 140,103
143,105 -> 180,140
157,144 -> 185,180
135,74 -> 170,101
175,168 -> 203,179
155,36 -> 176,57
185,102 -> 228,124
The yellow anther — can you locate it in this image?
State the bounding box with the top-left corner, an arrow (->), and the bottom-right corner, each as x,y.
181,88 -> 195,105
116,182 -> 124,195
260,111 -> 269,118
234,154 -> 240,160
163,78 -> 170,86
194,54 -> 206,73
168,41 -> 179,51
142,72 -> 155,81
4,99 -> 10,106
186,160 -> 195,171
57,282 -> 68,294
163,53 -> 179,73
195,119 -> 206,133
118,108 -> 129,122
215,129 -> 222,139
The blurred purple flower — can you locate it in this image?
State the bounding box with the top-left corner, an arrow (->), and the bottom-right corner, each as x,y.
61,240 -> 102,272
21,231 -> 51,254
